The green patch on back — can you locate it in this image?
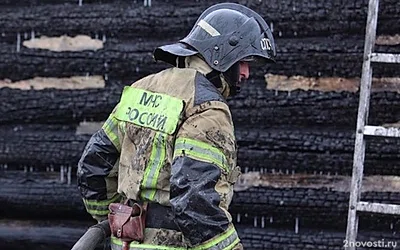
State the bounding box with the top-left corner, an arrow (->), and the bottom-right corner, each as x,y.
115,87 -> 184,135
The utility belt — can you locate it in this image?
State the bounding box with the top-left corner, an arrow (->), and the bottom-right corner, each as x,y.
108,200 -> 178,249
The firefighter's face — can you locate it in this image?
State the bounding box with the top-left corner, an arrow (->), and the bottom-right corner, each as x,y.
222,60 -> 250,96
237,61 -> 250,89
239,61 -> 250,82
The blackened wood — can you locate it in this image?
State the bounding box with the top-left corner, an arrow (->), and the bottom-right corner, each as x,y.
1,37 -> 399,82
265,38 -> 400,79
2,171 -> 400,230
230,186 -> 400,230
236,128 -> 400,175
0,220 -> 90,250
230,84 -> 400,129
1,124 -> 400,175
0,86 -> 121,125
0,40 -> 166,82
1,84 -> 399,127
0,0 -> 398,40
236,225 -> 399,250
0,125 -> 90,167
0,172 -> 89,220
2,125 -> 400,175
0,220 -> 398,250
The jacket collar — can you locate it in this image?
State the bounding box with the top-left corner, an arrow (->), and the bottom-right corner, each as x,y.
184,56 -> 231,98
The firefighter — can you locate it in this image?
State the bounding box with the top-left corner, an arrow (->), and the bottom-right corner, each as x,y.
77,3 -> 276,249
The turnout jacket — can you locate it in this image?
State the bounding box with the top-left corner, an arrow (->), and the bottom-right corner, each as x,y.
77,56 -> 242,249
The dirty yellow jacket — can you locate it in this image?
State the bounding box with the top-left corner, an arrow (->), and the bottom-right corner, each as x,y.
77,56 -> 242,249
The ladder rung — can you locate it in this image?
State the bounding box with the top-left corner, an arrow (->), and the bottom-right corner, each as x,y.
370,53 -> 400,63
357,202 -> 400,215
364,125 -> 400,137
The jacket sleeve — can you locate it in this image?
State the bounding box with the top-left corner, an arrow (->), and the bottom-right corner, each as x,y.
77,110 -> 123,222
170,101 -> 241,249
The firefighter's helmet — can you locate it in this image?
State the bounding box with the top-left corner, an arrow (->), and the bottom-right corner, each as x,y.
154,3 -> 276,95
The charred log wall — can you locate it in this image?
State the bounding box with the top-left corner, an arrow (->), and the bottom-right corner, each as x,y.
1,0 -> 400,249
2,84 -> 400,126
1,220 -> 398,250
2,124 -> 400,175
2,172 -> 400,231
1,37 -> 399,82
0,1 -> 399,81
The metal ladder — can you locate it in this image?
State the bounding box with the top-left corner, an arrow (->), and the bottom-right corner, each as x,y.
345,0 -> 400,249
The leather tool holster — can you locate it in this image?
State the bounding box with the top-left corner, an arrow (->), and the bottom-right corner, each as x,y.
108,202 -> 146,249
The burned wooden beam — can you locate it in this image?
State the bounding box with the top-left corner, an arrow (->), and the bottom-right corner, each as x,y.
0,39 -> 165,82
0,125 -> 89,167
0,171 -> 89,220
0,219 -> 398,250
236,225 -> 399,250
1,84 -> 400,126
0,0 -> 398,41
1,124 -> 400,175
2,36 -> 400,82
232,173 -> 400,229
230,84 -> 400,129
0,220 -> 89,250
230,187 -> 400,230
265,37 -> 400,79
236,127 -> 400,175
0,86 -> 121,124
2,171 -> 400,230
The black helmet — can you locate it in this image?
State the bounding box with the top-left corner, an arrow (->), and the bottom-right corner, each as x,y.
154,3 -> 276,94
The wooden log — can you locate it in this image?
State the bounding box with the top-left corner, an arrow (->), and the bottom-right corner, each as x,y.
236,127 -> 400,175
1,0 -> 399,81
0,171 -> 89,220
0,0 -> 398,40
230,186 -> 400,230
1,84 -> 400,126
0,86 -> 120,124
0,220 -> 398,250
1,36 -> 399,82
1,124 -> 400,175
0,39 -> 165,82
0,220 -> 89,250
236,225 -> 399,250
0,125 -> 90,167
2,171 -> 400,230
231,84 -> 400,129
